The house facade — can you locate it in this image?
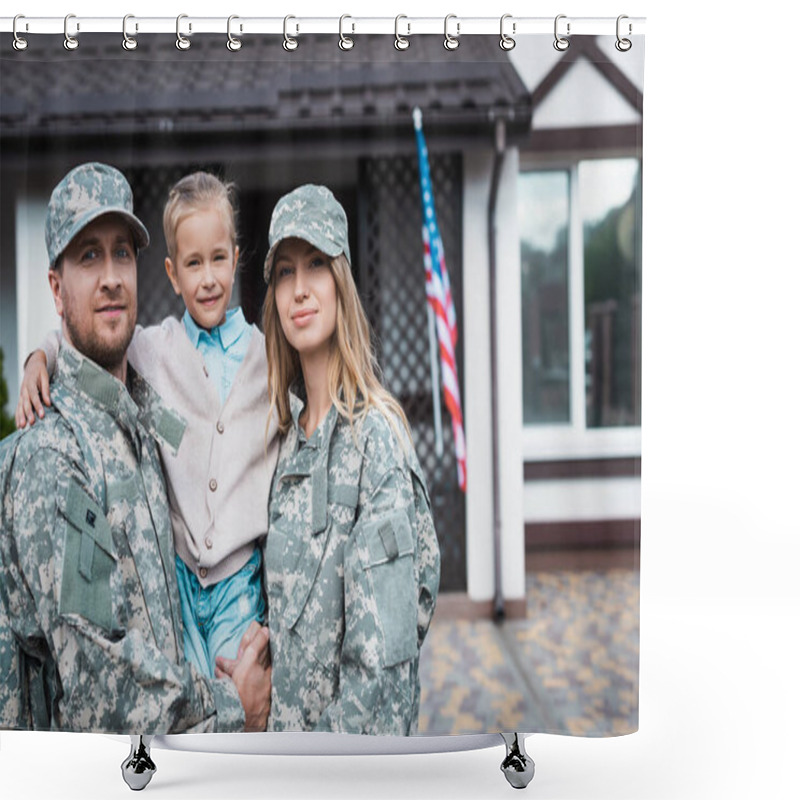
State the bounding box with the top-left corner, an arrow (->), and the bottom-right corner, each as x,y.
511,36 -> 643,566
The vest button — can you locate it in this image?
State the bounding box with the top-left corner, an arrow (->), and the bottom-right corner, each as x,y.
209,478 -> 218,492
217,421 -> 225,434
205,537 -> 213,549
199,567 -> 208,579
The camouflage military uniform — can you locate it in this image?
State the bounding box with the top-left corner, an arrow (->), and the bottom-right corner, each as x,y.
265,388 -> 440,735
0,345 -> 245,733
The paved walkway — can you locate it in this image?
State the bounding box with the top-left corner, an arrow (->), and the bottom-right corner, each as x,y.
417,566 -> 639,736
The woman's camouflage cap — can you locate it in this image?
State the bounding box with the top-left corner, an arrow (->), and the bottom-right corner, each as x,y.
263,184 -> 351,283
45,162 -> 150,268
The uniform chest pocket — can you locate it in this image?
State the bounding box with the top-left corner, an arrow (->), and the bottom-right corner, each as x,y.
359,509 -> 418,667
58,480 -> 118,634
264,524 -> 304,586
267,469 -> 358,629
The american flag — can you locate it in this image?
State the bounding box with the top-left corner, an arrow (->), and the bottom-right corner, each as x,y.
413,109 -> 467,492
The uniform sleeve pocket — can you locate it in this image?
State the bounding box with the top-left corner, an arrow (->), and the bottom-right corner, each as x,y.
58,480 -> 118,633
360,510 -> 418,667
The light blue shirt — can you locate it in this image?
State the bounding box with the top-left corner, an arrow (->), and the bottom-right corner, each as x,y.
182,307 -> 252,406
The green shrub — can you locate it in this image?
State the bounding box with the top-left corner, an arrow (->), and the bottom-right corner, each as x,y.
0,347 -> 16,440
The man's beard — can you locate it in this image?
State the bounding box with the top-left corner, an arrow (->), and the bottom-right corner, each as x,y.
62,292 -> 136,374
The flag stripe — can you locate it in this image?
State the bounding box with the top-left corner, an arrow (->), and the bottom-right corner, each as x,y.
415,115 -> 467,492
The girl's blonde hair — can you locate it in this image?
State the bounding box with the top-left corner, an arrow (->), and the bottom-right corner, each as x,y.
262,251 -> 411,445
163,171 -> 238,260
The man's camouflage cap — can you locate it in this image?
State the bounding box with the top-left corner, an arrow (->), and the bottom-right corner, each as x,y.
46,162 -> 150,268
263,184 -> 351,283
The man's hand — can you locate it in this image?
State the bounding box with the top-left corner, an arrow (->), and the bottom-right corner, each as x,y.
235,620 -> 263,661
216,626 -> 272,732
15,350 -> 51,429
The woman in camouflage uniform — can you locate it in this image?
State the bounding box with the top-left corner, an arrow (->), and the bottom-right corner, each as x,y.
257,184 -> 440,734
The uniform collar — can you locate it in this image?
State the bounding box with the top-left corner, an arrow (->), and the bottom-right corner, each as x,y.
288,382 -> 338,453
56,344 -> 186,456
182,306 -> 247,350
282,384 -> 338,536
57,344 -> 136,421
288,382 -> 306,430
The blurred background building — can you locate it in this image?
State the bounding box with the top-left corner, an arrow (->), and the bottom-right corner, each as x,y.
1,33 -> 642,616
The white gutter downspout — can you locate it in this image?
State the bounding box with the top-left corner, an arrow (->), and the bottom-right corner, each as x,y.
488,116 -> 507,620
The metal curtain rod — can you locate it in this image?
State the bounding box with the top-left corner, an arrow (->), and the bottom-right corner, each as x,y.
0,15 -> 646,37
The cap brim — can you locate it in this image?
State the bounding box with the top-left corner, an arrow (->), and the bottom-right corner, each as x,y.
54,207 -> 150,267
263,231 -> 345,283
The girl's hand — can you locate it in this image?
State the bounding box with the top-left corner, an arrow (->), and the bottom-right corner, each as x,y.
15,351 -> 51,429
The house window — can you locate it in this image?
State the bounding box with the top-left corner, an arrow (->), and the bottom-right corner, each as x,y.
519,169 -> 571,425
519,157 -> 642,456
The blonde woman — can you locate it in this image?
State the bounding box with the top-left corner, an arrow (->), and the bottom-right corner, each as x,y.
255,184 -> 440,734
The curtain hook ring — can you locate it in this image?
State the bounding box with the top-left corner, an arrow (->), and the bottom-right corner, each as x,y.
339,14 -> 354,51
615,14 -> 632,52
394,15 -> 410,51
283,15 -> 299,51
499,14 -> 516,51
63,13 -> 79,51
443,13 -> 460,51
176,14 -> 191,50
122,14 -> 138,51
553,14 -> 570,51
12,15 -> 29,51
227,15 -> 242,51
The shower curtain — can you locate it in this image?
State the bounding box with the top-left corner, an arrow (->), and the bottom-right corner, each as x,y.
0,19 -> 643,740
